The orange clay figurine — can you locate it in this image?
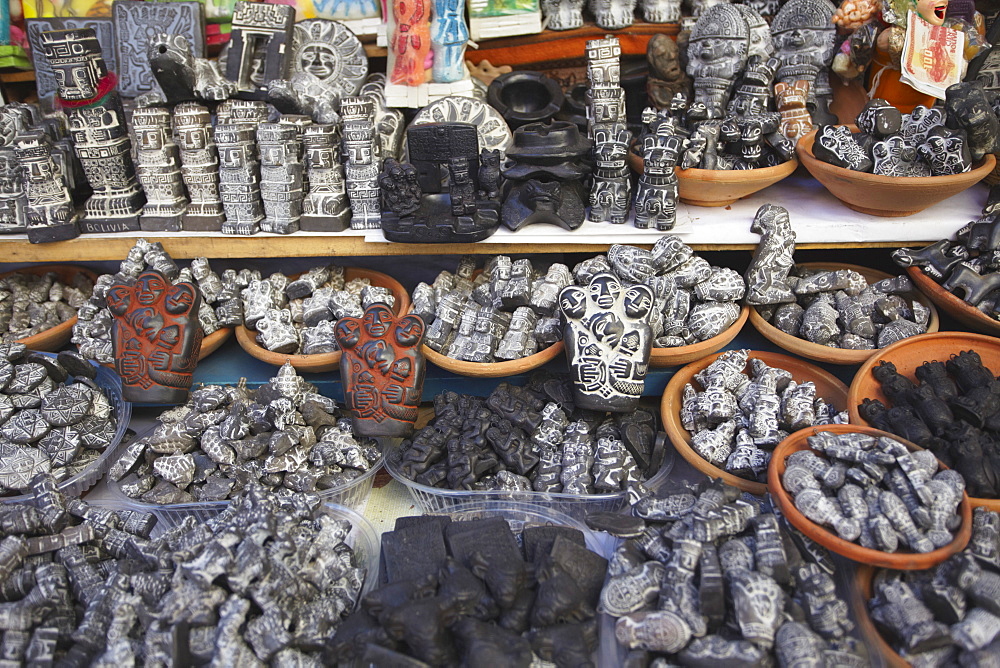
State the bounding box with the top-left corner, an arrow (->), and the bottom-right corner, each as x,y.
390,0 -> 431,86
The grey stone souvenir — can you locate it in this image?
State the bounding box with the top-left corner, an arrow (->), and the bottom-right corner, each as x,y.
945,81 -> 1000,162
409,96 -> 514,159
633,133 -> 682,231
771,0 -> 837,126
0,147 -> 26,235
173,103 -> 225,231
589,0 -> 636,29
225,1 -> 295,100
301,124 -> 350,232
586,37 -> 626,136
745,204 -> 797,305
641,0 -> 681,22
812,125 -> 873,172
342,96 -> 382,230
132,106 -> 187,232
215,123 -> 263,235
647,36 -> 691,109
919,126 -> 973,176
560,273 -> 654,412
112,1 -> 204,99
290,19 -> 367,104
26,18 -> 116,107
257,123 -> 303,235
588,122 -> 632,225
41,28 -> 145,233
686,4 -> 750,120
146,33 -> 235,105
13,131 -> 79,244
541,0 -> 586,30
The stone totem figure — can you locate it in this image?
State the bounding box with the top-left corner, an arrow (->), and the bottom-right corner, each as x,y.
215,123 -> 264,235
589,121 -> 632,225
173,102 -> 225,231
225,1 -> 295,100
40,28 -> 145,233
771,0 -> 837,126
342,96 -> 381,230
686,4 -> 751,120
301,123 -> 350,232
106,269 -> 202,404
13,131 -> 79,244
256,123 -> 303,235
431,0 -> 469,83
634,133 -> 683,231
0,147 -> 27,234
335,303 -> 426,438
586,36 -> 626,138
132,106 -> 187,232
560,272 -> 654,412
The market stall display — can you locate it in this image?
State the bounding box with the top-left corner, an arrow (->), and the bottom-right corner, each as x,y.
0,265 -> 96,351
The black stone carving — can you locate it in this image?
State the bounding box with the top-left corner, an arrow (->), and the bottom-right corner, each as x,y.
13,131 -> 79,244
487,71 -> 565,129
147,33 -> 235,105
26,18 -> 116,107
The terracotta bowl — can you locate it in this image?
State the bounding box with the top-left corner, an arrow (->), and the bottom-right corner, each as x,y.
0,264 -> 99,351
749,262 -> 940,365
649,304 -> 749,367
236,267 -> 410,373
626,152 -> 799,207
797,126 -> 996,217
769,424 -> 972,569
905,266 -> 1000,337
661,349 -> 849,495
198,327 -> 233,361
847,331 -> 1000,512
422,340 -> 564,378
852,565 -> 920,668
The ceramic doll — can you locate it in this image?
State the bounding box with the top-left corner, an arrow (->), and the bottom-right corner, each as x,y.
431,0 -> 469,82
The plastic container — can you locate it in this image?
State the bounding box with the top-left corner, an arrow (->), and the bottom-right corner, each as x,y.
384,439 -> 674,522
102,424 -> 383,526
1,354 -> 131,503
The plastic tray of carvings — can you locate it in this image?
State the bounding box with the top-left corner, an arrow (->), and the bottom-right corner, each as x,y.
384,438 -> 675,521
1,354 -> 131,504
99,423 -> 384,527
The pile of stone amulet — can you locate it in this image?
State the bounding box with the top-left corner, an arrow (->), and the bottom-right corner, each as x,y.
0,474 -> 367,665
334,513 -> 606,665
243,263 -> 396,355
0,345 -> 118,494
681,349 -> 848,482
782,431 -> 963,553
0,270 -> 93,343
110,362 -> 379,504
601,479 -> 868,665
397,373 -> 663,494
756,265 -> 931,350
73,239 -> 238,363
867,507 -> 1000,665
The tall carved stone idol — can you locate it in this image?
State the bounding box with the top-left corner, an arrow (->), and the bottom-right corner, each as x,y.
686,4 -> 750,120
257,123 -> 304,235
215,123 -> 264,235
0,147 -> 27,234
335,304 -> 426,438
586,36 -> 626,136
40,28 -> 145,233
106,269 -> 203,404
225,1 -> 295,100
342,96 -> 381,230
132,106 -> 188,232
301,123 -> 350,232
173,102 -> 225,231
13,130 -> 79,244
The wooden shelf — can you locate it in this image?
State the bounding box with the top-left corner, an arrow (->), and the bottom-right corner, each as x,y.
0,71 -> 36,83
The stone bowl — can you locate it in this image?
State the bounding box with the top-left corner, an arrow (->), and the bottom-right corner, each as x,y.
421,340 -> 564,378
235,267 -> 410,373
0,264 -> 99,352
905,266 -> 1000,337
661,349 -> 849,495
748,262 -> 939,365
847,330 -> 1000,512
797,126 -> 996,217
768,424 -> 972,569
626,151 -> 799,207
649,304 -> 749,367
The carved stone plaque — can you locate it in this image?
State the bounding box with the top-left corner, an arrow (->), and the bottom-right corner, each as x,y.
26,18 -> 116,104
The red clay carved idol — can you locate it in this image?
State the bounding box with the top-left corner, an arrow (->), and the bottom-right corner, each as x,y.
106,269 -> 203,404
335,303 -> 425,437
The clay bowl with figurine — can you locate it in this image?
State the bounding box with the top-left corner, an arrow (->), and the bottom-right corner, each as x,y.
649,304 -> 750,367
748,262 -> 939,366
236,267 -> 410,374
847,331 -> 1000,512
904,265 -> 1000,337
421,341 -> 564,378
852,564 -> 932,668
626,151 -> 799,207
797,126 -> 996,217
768,424 -> 972,569
0,264 -> 99,352
661,350 -> 849,495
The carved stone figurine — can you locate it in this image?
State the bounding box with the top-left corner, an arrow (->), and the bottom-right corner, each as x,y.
647,34 -> 692,109
945,81 -> 1000,162
745,204 -> 797,305
590,0 -> 636,29
105,269 -> 203,404
589,122 -> 632,225
0,147 -> 26,235
686,4 -> 750,120
301,123 -> 350,232
336,304 -> 426,438
225,1 -> 295,100
634,133 -> 683,231
132,106 -> 188,232
771,0 -> 837,126
257,123 -> 303,235
342,96 -> 382,230
40,28 -> 145,233
431,0 -> 469,83
215,123 -> 264,235
586,37 -> 627,137
390,0 -> 431,86
147,33 -> 237,105
541,0 -> 586,30
560,273 -> 654,412
13,131 -> 79,244
173,103 -> 225,231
